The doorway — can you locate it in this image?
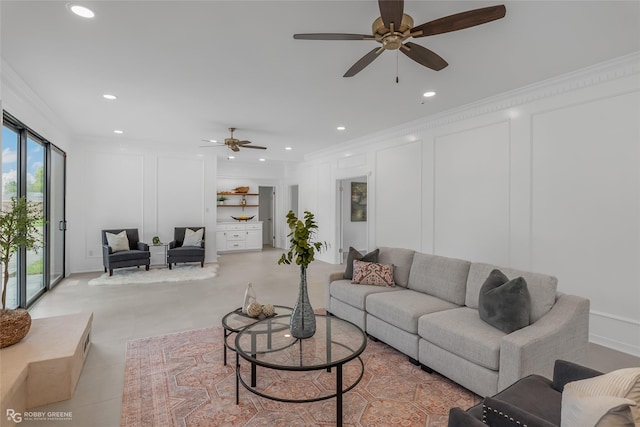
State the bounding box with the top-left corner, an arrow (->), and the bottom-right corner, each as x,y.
258,186 -> 275,248
338,176 -> 368,263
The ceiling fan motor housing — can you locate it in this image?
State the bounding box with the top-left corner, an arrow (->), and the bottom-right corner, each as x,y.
373,14 -> 414,50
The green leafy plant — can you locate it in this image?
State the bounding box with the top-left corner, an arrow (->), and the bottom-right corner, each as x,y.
278,210 -> 326,269
217,196 -> 227,202
0,197 -> 43,309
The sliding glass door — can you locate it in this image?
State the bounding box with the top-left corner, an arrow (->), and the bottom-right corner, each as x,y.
49,146 -> 65,287
1,125 -> 20,308
25,136 -> 45,304
2,112 -> 66,308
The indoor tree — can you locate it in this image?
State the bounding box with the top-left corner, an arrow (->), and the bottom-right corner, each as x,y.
0,196 -> 43,309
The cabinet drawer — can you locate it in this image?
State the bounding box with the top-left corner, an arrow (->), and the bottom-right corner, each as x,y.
227,231 -> 245,241
218,224 -> 244,231
227,241 -> 246,250
245,223 -> 262,230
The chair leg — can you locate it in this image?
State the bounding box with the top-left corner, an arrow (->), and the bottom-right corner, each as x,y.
145,265 -> 149,271
201,261 -> 204,268
104,267 -> 107,273
169,263 -> 172,270
109,269 -> 113,276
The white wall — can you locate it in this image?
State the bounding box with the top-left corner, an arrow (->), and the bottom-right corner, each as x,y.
295,53 -> 640,356
67,138 -> 218,273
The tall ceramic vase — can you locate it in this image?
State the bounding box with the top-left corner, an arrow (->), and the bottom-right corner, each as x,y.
290,266 -> 316,339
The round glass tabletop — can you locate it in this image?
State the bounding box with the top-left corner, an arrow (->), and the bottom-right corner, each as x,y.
235,314 -> 367,371
222,305 -> 293,333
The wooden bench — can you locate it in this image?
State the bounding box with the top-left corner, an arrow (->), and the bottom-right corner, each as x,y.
0,312 -> 92,424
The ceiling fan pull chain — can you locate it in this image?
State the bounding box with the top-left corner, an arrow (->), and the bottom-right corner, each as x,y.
396,50 -> 399,83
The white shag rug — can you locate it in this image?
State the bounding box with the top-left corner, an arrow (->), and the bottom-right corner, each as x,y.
88,264 -> 218,286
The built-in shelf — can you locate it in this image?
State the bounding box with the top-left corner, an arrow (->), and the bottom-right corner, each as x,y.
217,192 -> 259,210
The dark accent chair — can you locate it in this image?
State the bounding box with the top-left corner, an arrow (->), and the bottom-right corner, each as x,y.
167,227 -> 205,269
447,360 -> 603,427
101,229 -> 151,276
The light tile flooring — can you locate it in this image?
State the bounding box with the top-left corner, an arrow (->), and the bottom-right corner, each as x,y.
20,248 -> 640,426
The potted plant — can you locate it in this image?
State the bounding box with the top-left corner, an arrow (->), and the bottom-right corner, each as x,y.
217,195 -> 227,205
278,210 -> 326,338
0,196 -> 43,348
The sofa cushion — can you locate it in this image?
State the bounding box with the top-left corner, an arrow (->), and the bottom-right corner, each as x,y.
368,289 -> 459,334
466,263 -> 557,323
377,247 -> 415,288
352,260 -> 395,286
330,279 -> 400,310
418,307 -> 505,370
343,247 -> 379,279
106,230 -> 130,252
407,252 -> 470,305
169,246 -> 204,257
479,269 -> 531,333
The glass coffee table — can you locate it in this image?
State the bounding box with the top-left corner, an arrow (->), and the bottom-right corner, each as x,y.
235,314 -> 367,427
221,305 -> 293,366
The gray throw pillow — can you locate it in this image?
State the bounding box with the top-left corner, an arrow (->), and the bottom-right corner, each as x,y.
479,269 -> 531,334
343,247 -> 379,279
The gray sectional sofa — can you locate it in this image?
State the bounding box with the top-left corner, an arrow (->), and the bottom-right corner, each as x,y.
325,247 -> 590,397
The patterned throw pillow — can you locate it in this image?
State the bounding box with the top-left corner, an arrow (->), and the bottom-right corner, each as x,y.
351,260 -> 395,287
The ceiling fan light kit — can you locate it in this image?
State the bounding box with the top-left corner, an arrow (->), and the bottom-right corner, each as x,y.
293,1 -> 506,77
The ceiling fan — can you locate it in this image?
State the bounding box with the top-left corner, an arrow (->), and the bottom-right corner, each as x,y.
201,128 -> 267,152
293,0 -> 506,77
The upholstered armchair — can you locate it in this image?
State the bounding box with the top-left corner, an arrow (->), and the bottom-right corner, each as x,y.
101,229 -> 150,276
167,227 -> 205,269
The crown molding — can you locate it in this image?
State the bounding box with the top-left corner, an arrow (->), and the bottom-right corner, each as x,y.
305,52 -> 640,162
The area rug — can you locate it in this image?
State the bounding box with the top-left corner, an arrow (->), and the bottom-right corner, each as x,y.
88,265 -> 218,286
121,325 -> 479,427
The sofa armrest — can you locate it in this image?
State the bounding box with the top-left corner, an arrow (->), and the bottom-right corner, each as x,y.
325,270 -> 345,312
168,240 -> 178,249
137,242 -> 149,251
447,407 -> 486,427
498,294 -> 590,391
552,359 -> 602,392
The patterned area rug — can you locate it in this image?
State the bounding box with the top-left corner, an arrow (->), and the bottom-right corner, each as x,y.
88,265 -> 218,286
121,324 -> 479,426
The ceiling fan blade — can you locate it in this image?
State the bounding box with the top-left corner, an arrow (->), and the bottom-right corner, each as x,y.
343,48 -> 384,77
400,42 -> 448,71
294,33 -> 371,41
242,145 -> 267,150
199,145 -> 225,148
411,5 -> 506,38
378,0 -> 404,30
237,140 -> 252,145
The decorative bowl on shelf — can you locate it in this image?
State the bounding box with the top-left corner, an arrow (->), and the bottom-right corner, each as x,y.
233,186 -> 250,194
231,215 -> 255,222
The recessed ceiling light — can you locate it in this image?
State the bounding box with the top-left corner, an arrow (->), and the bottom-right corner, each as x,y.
258,158 -> 266,162
285,147 -> 292,151
228,156 -> 235,160
113,130 -> 123,134
337,126 -> 346,131
68,4 -> 95,18
103,94 -> 117,100
423,91 -> 436,98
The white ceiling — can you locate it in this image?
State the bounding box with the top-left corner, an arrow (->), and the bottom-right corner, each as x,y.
2,1 -> 639,162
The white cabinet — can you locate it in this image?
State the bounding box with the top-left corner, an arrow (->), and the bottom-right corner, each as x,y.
216,222 -> 263,253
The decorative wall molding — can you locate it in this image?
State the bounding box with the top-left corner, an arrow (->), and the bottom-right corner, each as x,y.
305,52 -> 640,162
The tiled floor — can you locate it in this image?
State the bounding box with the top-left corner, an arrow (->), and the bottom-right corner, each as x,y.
19,247 -> 640,426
